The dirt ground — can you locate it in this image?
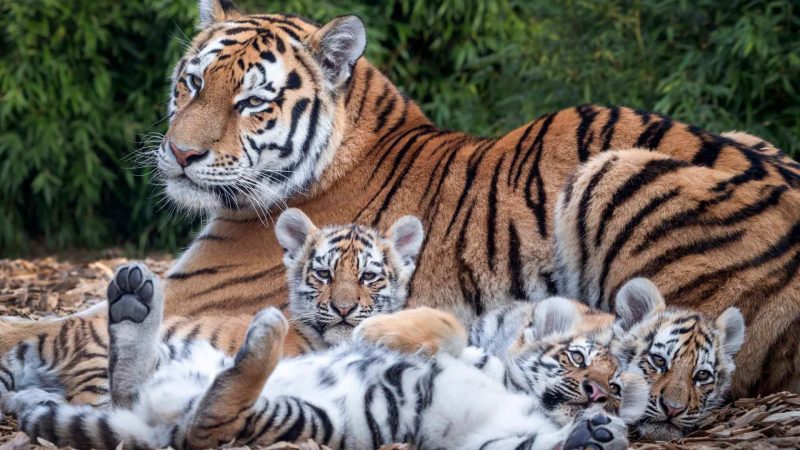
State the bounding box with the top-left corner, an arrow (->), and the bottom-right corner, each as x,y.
0,256 -> 798,450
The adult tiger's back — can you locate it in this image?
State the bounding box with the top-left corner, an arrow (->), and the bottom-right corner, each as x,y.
1,0 -> 798,397
554,149 -> 800,396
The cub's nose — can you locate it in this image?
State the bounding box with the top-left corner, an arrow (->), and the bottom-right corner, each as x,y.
169,141 -> 209,168
582,379 -> 608,403
332,302 -> 357,318
660,397 -> 687,417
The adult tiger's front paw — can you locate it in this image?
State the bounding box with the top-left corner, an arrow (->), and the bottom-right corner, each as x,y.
354,307 -> 467,357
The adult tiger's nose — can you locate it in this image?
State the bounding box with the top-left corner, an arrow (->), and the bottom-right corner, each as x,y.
169,141 -> 209,168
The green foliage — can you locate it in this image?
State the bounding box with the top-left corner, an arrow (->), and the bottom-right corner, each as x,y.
1,0 -> 798,256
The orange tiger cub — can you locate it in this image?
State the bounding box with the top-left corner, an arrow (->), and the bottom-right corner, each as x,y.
0,210 -> 423,406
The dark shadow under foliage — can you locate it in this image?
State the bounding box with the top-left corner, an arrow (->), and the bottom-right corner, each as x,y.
1,0 -> 798,256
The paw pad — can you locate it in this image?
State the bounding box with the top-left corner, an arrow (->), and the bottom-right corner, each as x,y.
564,413 -> 624,450
108,264 -> 157,324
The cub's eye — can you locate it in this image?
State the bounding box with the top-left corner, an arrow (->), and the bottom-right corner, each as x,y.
188,74 -> 202,90
569,351 -> 585,366
314,269 -> 331,281
245,96 -> 266,108
360,272 -> 378,282
609,383 -> 621,396
694,370 -> 713,383
650,354 -> 667,369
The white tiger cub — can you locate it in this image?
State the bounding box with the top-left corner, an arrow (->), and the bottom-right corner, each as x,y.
1,264 -> 645,450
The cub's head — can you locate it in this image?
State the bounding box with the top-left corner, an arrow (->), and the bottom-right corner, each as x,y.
512,298 -> 648,426
158,0 -> 366,211
275,208 -> 424,345
612,278 -> 745,440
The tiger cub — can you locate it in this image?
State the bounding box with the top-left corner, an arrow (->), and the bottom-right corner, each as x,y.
1,266 -> 644,450
360,278 -> 746,441
0,209 -> 423,407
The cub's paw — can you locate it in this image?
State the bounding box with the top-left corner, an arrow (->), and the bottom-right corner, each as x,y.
107,262 -> 160,324
563,412 -> 628,450
1,388 -> 63,415
240,307 -> 290,359
353,307 -> 467,357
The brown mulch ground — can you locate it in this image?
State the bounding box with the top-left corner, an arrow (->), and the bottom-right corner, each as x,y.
0,257 -> 798,449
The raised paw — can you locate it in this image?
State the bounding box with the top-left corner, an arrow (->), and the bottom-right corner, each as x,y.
563,412 -> 628,450
107,262 -> 159,324
237,307 -> 289,361
353,307 -> 467,357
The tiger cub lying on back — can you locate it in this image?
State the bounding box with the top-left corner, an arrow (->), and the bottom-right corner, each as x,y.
1,264 -> 646,450
361,278 -> 746,441
0,209 -> 423,407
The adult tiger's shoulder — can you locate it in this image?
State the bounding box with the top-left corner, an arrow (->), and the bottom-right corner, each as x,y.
553,148 -> 800,396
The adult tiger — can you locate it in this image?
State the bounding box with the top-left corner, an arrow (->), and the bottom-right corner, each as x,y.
1,0 -> 798,398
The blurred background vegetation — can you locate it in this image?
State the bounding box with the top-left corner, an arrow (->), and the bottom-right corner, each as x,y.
1,0 -> 798,256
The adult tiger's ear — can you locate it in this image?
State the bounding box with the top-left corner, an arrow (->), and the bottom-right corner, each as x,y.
388,216 -> 424,263
716,307 -> 745,359
309,15 -> 367,89
614,278 -> 665,331
275,208 -> 317,266
526,297 -> 581,341
198,0 -> 241,28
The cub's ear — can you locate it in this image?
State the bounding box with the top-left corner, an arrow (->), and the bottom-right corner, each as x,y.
198,0 -> 241,28
275,208 -> 317,264
526,297 -> 581,341
614,278 -> 665,331
309,15 -> 367,89
388,216 -> 424,262
716,307 -> 745,359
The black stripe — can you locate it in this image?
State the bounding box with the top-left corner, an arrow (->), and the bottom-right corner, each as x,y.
594,158 -> 690,249
635,116 -> 673,150
575,105 -> 599,162
457,202 -> 483,314
577,157 -> 618,299
613,231 -> 745,302
97,415 -> 119,450
355,69 -> 374,120
487,155 -> 505,271
69,414 -> 95,450
168,265 -> 234,280
507,122 -> 536,186
190,266 -> 282,298
364,386 -> 383,448
600,106 -> 620,151
597,189 -> 680,303
445,139 -> 496,236
507,221 -> 526,299
513,113 -> 555,186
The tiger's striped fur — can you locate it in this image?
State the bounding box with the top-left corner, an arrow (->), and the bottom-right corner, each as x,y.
2,0 -> 798,398
0,210 -> 422,407
359,278 -> 745,440
1,268 -> 645,450
553,149 -> 788,396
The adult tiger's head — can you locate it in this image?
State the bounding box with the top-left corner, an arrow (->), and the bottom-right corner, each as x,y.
506,298 -> 648,427
611,278 -> 746,440
275,208 -> 424,345
158,0 -> 366,211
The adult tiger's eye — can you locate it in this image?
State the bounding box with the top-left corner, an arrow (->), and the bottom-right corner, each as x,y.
314,269 -> 331,281
695,370 -> 712,382
569,350 -> 585,366
651,354 -> 667,369
246,96 -> 266,107
188,74 -> 202,90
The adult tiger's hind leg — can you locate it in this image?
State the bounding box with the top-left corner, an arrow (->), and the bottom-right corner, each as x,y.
186,307 -> 287,449
107,262 -> 164,408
